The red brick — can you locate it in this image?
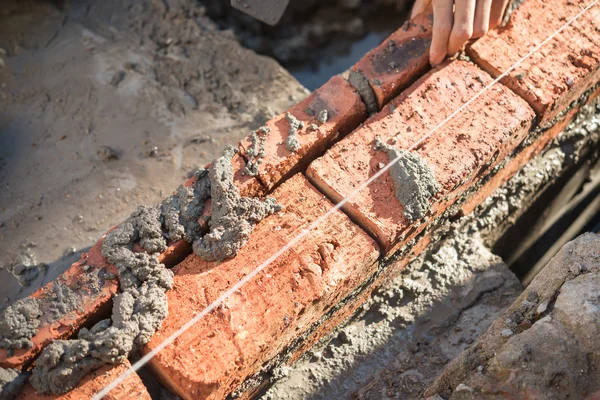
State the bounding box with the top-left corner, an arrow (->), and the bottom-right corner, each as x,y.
468,0 -> 600,127
145,174 -> 380,400
351,12 -> 433,109
238,75 -> 366,192
0,241 -> 118,369
461,84 -> 600,215
306,60 -> 534,254
17,360 -> 151,400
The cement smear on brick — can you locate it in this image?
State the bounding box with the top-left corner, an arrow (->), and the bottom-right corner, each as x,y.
375,137 -> 441,221
30,146 -> 280,394
348,70 -> 378,115
285,112 -> 304,152
194,146 -> 281,261
316,109 -> 328,124
243,126 -> 270,177
0,298 -> 42,350
0,367 -> 27,400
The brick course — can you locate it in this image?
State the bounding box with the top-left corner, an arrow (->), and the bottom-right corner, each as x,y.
307,60 -> 534,253
4,1 -> 600,398
145,174 -> 379,399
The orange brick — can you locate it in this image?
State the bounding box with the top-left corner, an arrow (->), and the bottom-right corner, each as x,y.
17,360 -> 151,400
145,174 -> 380,400
468,0 -> 600,127
461,84 -> 600,216
238,75 -> 366,192
307,60 -> 534,254
0,241 -> 118,369
351,12 -> 433,110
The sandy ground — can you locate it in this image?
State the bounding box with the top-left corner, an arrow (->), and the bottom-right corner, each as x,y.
0,0 -> 308,308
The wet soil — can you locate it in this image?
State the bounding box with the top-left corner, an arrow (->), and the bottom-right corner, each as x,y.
0,0 -> 308,309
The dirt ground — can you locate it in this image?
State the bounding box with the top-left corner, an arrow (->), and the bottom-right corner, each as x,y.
0,0 -> 309,308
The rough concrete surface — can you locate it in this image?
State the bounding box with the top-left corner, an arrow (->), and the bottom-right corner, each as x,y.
0,0 -> 307,308
262,235 -> 521,399
427,233 -> 600,400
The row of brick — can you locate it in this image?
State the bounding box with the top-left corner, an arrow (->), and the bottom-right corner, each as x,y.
144,0 -> 599,398
6,0 -> 599,397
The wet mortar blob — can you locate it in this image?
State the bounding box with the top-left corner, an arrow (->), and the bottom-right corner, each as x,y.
243,126 -> 270,177
348,70 -> 379,115
0,298 -> 42,351
374,137 -> 441,221
285,112 -> 304,152
28,147 -> 281,394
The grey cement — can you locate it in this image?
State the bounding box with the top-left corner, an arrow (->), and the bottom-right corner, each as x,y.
6,248 -> 42,288
0,367 -> 27,400
285,112 -> 304,152
0,298 -> 42,351
316,110 -> 328,124
348,70 -> 378,115
262,235 -> 521,399
375,137 -> 441,222
193,146 -> 281,261
243,126 -> 270,177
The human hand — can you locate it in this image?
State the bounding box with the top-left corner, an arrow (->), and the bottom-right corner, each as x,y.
410,0 -> 510,65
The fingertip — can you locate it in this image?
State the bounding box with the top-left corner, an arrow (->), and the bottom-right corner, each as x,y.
429,50 -> 445,67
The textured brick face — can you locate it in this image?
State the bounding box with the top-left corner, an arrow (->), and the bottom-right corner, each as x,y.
351,12 -> 433,109
145,174 -> 379,400
239,75 -> 366,192
307,61 -> 534,253
468,0 -> 600,127
17,360 -> 151,400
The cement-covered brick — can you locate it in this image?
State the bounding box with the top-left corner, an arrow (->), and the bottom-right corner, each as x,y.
350,12 -> 433,110
468,0 -> 600,127
307,60 -> 534,254
238,75 -> 366,192
17,360 -> 151,400
145,174 -> 379,400
0,241 -> 118,369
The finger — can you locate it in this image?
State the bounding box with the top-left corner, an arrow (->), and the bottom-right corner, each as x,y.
430,0 -> 454,66
490,0 -> 510,28
411,0 -> 432,18
473,0 -> 493,37
447,0 -> 476,55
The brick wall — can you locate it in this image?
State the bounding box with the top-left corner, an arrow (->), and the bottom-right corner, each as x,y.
4,0 -> 599,397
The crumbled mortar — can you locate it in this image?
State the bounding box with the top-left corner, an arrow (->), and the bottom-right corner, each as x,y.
29,146 -> 280,394
317,109 -> 328,124
0,367 -> 28,400
374,137 -> 441,221
348,70 -> 378,115
285,112 -> 304,152
7,248 -> 42,287
0,298 -> 42,350
244,126 -> 270,176
193,146 -> 281,261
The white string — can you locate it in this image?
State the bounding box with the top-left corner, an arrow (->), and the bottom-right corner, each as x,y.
93,2 -> 599,398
